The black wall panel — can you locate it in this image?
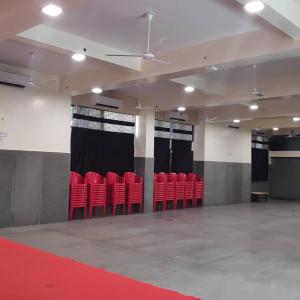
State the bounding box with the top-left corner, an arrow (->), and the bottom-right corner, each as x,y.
269,136 -> 300,151
270,157 -> 300,199
251,148 -> 268,181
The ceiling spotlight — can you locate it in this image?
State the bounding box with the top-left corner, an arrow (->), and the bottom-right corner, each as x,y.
244,1 -> 265,13
92,87 -> 103,94
233,119 -> 240,123
177,106 -> 186,112
72,53 -> 86,62
184,86 -> 195,93
42,4 -> 63,17
249,104 -> 259,110
293,117 -> 300,122
273,127 -> 279,131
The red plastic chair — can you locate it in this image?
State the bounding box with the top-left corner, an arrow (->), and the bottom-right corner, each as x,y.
189,173 -> 204,207
69,172 -> 87,221
153,174 -> 166,211
107,172 -> 126,215
176,173 -> 186,209
179,173 -> 194,208
124,172 -> 143,214
163,173 -> 177,209
86,172 -> 107,217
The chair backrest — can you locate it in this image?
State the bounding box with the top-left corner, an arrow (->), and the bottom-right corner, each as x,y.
178,173 -> 187,182
124,172 -> 136,184
188,173 -> 203,182
86,172 -> 100,184
168,173 -> 177,182
70,171 -> 85,184
158,172 -> 168,182
107,172 -> 124,184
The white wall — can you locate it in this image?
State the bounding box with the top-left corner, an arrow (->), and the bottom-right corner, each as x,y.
204,124 -> 251,163
0,85 -> 71,153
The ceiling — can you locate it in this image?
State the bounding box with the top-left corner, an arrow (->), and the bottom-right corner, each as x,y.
1,0 -> 300,131
47,0 -> 263,53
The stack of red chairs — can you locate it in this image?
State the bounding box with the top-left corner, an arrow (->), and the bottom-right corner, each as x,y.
178,173 -> 195,208
107,172 -> 126,216
124,172 -> 143,214
174,173 -> 186,209
69,172 -> 88,221
153,172 -> 204,211
86,172 -> 107,217
153,174 -> 166,211
157,173 -> 176,210
188,173 -> 204,207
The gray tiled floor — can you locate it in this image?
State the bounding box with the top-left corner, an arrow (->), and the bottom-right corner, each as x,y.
1,201 -> 300,299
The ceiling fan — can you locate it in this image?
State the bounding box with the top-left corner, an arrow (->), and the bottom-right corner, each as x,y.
106,12 -> 172,65
249,65 -> 264,97
285,130 -> 300,138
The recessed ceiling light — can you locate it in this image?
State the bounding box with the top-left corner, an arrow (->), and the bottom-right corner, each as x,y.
72,53 -> 86,62
293,117 -> 300,122
233,119 -> 240,123
273,127 -> 279,131
92,87 -> 103,94
184,86 -> 195,93
249,104 -> 259,110
244,1 -> 265,13
42,4 -> 63,17
177,106 -> 186,112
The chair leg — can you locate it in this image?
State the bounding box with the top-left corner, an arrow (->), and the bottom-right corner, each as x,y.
94,206 -> 97,217
173,200 -> 177,209
102,205 -> 106,217
128,203 -> 132,215
139,203 -> 143,213
89,205 -> 93,218
113,204 -> 116,216
69,207 -> 73,222
163,201 -> 167,211
83,206 -> 87,218
123,204 -> 126,214
193,198 -> 197,208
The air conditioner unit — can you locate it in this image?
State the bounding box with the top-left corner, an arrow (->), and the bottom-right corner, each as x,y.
91,94 -> 122,110
169,111 -> 188,122
0,70 -> 30,88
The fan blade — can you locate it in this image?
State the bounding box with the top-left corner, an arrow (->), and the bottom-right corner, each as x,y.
106,54 -> 142,57
27,81 -> 38,88
151,57 -> 173,65
136,106 -> 154,110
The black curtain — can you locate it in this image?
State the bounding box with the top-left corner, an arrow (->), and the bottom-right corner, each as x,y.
71,127 -> 134,176
154,137 -> 193,174
101,131 -> 134,175
154,137 -> 170,173
171,139 -> 193,173
251,148 -> 268,181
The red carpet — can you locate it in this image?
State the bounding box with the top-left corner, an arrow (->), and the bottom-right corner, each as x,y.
0,237 -> 200,300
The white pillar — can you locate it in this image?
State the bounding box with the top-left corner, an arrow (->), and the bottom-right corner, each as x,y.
134,110 -> 155,212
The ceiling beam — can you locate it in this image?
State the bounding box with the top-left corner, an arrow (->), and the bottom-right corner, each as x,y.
18,25 -> 142,71
60,28 -> 300,94
236,0 -> 300,39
